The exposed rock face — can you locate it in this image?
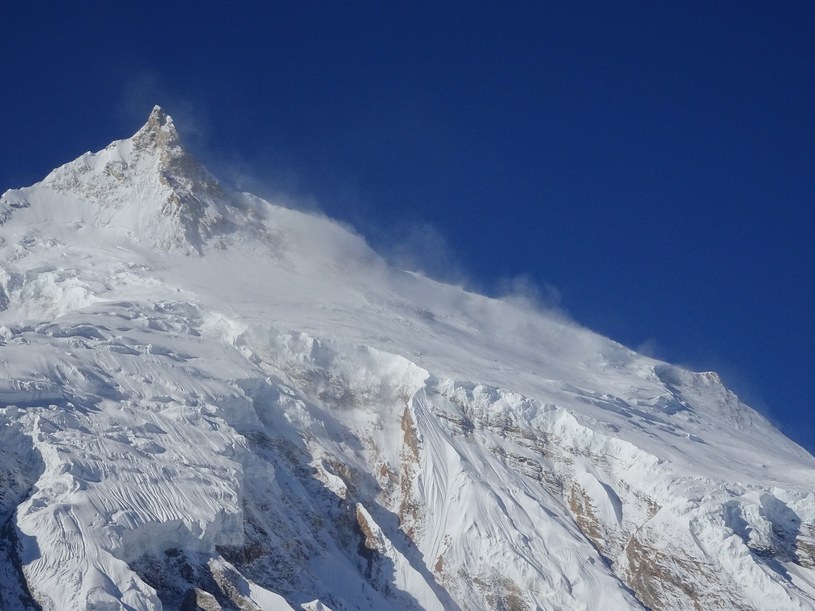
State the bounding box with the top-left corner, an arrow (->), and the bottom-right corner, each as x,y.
0,108 -> 813,610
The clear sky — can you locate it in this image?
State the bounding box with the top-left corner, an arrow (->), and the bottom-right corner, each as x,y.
2,2 -> 813,452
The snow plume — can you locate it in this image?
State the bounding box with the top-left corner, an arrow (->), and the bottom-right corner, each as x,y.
635,337 -> 663,359
494,272 -> 569,319
373,220 -> 467,284
211,152 -> 326,217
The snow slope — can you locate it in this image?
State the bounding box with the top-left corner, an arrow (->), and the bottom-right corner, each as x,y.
0,107 -> 813,610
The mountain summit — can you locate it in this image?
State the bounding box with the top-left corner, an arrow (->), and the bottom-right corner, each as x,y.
132,105 -> 180,150
0,109 -> 814,610
0,106 -> 247,255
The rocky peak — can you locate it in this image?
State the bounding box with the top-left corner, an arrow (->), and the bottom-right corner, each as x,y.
128,105 -> 210,190
131,105 -> 181,156
0,106 -> 242,255
124,107 -> 233,253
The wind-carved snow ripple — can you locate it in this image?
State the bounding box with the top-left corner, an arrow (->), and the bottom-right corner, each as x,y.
0,413 -> 45,610
0,303 -> 253,610
2,302 -> 454,609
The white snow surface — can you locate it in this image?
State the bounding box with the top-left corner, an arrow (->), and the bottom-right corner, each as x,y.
0,107 -> 813,610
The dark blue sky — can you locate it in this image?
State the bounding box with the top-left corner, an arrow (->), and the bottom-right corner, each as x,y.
2,2 -> 814,452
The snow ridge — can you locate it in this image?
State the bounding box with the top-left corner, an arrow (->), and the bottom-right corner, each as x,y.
0,108 -> 813,610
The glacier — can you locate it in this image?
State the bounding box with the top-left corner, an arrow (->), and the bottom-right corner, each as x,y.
0,106 -> 813,610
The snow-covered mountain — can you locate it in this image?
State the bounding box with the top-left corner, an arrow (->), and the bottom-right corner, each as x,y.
1,107 -> 813,611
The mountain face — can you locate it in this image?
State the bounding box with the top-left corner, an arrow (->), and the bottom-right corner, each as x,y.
0,107 -> 813,611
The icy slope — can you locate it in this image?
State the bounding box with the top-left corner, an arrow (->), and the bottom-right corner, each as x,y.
0,107 -> 813,610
